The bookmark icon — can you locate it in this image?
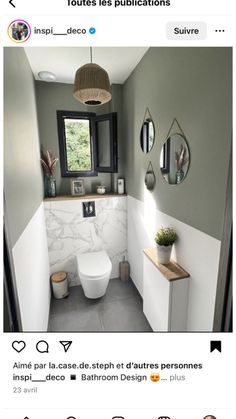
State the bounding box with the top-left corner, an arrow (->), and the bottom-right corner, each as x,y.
210,340 -> 222,353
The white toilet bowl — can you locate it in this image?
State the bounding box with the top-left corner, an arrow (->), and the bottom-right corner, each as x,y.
77,250 -> 112,299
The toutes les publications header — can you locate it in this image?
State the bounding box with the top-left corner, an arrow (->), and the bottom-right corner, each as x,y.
67,0 -> 171,7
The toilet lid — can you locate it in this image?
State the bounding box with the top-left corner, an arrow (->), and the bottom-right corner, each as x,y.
77,251 -> 112,277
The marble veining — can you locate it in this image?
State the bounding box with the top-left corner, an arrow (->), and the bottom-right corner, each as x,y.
44,197 -> 127,286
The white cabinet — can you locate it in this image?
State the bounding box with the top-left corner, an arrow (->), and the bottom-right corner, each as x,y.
143,248 -> 190,332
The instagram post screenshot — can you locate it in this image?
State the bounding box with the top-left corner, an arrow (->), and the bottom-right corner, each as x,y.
1,0 -> 234,418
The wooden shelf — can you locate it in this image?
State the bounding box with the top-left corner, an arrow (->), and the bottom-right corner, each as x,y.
44,193 -> 127,202
143,248 -> 190,282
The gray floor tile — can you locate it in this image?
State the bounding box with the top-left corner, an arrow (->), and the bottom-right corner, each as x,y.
48,306 -> 103,332
48,278 -> 152,332
102,278 -> 139,303
50,285 -> 90,315
99,297 -> 152,332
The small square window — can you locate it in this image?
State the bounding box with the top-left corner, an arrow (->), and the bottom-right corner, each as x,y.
65,118 -> 91,172
57,111 -> 97,177
57,110 -> 117,177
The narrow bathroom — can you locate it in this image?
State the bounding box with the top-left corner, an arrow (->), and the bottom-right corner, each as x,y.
4,47 -> 232,333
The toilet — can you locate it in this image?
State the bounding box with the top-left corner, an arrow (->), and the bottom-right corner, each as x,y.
77,250 -> 112,299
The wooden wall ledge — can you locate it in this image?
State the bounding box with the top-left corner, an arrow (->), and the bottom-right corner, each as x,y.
143,248 -> 190,282
44,193 -> 127,202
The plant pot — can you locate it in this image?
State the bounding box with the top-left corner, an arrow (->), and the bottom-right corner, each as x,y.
156,244 -> 172,264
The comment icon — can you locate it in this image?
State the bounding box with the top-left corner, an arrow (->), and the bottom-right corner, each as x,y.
36,340 -> 49,353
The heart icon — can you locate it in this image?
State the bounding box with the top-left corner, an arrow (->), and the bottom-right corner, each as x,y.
12,340 -> 26,353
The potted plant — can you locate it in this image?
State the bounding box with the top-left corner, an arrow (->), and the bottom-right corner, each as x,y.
155,227 -> 177,264
40,149 -> 58,197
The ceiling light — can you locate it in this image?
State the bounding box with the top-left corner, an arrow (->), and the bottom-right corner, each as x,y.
73,48 -> 112,106
38,71 -> 56,82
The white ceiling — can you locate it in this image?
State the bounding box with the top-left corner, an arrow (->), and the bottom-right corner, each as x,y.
25,47 -> 149,85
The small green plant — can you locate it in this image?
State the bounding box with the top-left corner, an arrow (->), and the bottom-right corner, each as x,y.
155,227 -> 177,247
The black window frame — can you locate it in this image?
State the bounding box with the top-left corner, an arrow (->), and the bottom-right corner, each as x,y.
57,110 -> 118,177
57,110 -> 97,177
93,112 -> 118,173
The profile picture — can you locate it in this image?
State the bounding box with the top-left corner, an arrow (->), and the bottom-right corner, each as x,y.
8,19 -> 31,43
203,415 -> 217,419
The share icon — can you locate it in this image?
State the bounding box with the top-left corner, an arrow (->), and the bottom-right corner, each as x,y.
60,341 -> 73,353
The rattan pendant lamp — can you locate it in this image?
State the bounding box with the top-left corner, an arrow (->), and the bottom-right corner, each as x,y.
73,47 -> 112,106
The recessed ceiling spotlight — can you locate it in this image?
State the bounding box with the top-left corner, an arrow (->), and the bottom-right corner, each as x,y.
38,71 -> 56,82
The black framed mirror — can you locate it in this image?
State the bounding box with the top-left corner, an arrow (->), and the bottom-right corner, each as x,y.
140,108 -> 155,153
160,133 -> 190,185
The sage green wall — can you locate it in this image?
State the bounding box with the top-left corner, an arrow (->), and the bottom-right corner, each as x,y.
35,81 -> 124,195
122,47 -> 232,240
4,48 -> 44,247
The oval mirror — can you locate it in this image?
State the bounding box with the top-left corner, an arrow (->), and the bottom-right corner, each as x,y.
160,133 -> 190,185
140,108 -> 155,153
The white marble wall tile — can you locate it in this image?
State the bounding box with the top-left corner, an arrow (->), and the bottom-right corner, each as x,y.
44,197 -> 127,286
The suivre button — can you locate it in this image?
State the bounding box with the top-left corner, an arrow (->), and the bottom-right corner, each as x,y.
167,22 -> 207,40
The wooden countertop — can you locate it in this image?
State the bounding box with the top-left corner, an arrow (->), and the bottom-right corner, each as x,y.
143,247 -> 190,282
44,193 -> 127,202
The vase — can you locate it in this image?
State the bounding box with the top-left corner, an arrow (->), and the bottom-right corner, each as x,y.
176,169 -> 184,184
156,244 -> 172,264
45,175 -> 56,197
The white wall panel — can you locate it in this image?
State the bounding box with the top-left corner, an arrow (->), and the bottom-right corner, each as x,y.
12,203 -> 50,332
128,195 -> 221,332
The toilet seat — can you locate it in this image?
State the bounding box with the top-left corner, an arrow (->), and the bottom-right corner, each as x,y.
76,250 -> 112,298
77,251 -> 112,279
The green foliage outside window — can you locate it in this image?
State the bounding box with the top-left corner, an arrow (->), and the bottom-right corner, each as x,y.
65,119 -> 92,171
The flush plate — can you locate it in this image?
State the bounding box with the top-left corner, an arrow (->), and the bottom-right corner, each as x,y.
82,201 -> 96,218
